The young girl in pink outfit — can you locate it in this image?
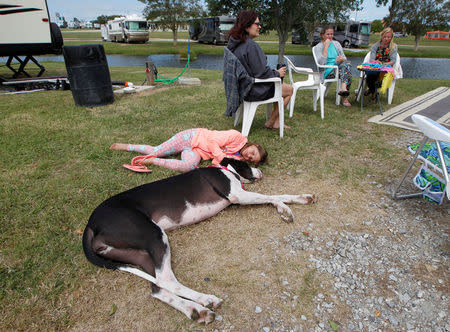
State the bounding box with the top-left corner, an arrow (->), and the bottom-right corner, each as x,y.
110,128 -> 267,173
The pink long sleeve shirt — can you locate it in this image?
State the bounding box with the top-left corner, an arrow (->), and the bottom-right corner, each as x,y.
191,129 -> 248,165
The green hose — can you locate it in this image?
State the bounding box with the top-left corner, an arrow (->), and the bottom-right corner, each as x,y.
154,54 -> 191,84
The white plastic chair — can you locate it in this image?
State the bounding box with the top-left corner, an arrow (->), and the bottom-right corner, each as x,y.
223,47 -> 284,138
233,77 -> 284,137
393,114 -> 450,203
356,52 -> 403,104
284,56 -> 325,119
312,44 -> 341,106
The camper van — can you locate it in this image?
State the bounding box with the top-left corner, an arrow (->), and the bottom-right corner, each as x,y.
0,0 -> 63,77
102,15 -> 149,43
189,16 -> 235,44
0,0 -> 63,57
311,21 -> 371,47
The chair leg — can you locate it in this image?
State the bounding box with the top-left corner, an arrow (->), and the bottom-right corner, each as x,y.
241,102 -> 258,137
335,80 -> 341,105
436,140 -> 450,199
356,76 -> 365,102
312,90 -> 318,112
289,88 -> 298,117
278,100 -> 284,138
392,136 -> 428,200
323,84 -> 330,98
319,85 -> 325,119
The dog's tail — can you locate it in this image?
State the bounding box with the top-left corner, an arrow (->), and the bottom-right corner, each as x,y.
82,225 -> 123,270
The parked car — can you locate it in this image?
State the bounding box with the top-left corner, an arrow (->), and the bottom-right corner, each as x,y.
394,32 -> 408,37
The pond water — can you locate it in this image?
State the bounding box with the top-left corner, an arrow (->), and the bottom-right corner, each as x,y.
23,54 -> 450,80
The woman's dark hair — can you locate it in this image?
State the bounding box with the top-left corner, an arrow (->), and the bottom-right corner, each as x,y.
319,25 -> 334,40
228,10 -> 258,42
241,142 -> 268,166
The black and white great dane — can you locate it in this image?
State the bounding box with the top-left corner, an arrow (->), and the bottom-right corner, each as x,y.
82,158 -> 317,323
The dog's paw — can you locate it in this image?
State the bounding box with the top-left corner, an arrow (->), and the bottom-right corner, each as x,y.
307,194 -> 317,204
191,307 -> 216,324
202,295 -> 223,310
295,194 -> 317,205
276,202 -> 294,222
281,213 -> 294,223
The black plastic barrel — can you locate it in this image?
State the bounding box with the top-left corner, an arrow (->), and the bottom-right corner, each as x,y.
63,44 -> 114,107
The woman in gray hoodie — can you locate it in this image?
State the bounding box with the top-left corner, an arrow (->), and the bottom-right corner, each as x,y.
227,10 -> 293,130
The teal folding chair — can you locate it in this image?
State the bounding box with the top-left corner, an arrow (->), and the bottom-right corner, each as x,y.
393,114 -> 450,204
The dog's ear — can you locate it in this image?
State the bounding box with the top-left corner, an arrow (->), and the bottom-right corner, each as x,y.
220,157 -> 237,167
220,158 -> 247,168
219,158 -> 230,166
220,158 -> 263,182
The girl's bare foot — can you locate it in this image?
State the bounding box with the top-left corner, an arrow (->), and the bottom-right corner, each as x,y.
110,143 -> 128,151
139,157 -> 154,166
132,155 -> 156,166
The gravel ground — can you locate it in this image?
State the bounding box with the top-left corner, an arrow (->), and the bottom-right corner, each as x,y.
212,130 -> 449,332
235,198 -> 448,332
210,196 -> 448,332
287,197 -> 448,332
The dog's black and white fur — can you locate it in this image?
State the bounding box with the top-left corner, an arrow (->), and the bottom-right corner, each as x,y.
82,158 -> 316,323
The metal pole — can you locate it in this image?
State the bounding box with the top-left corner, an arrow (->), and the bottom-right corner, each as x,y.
187,34 -> 191,78
392,136 -> 428,200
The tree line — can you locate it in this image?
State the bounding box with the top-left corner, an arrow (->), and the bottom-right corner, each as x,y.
96,0 -> 449,57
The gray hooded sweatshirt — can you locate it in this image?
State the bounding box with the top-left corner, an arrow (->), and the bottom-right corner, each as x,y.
227,36 -> 280,101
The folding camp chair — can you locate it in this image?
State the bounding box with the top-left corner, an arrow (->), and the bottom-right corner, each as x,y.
393,114 -> 450,204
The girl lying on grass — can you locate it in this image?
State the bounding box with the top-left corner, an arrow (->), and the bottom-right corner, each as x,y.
110,128 -> 268,173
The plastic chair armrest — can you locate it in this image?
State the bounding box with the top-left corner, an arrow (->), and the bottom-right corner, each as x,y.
318,64 -> 338,69
291,67 -> 314,75
254,77 -> 282,84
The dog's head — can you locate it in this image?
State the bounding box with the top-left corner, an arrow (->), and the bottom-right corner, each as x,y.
220,158 -> 263,183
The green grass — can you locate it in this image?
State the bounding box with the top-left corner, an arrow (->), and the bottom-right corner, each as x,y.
0,60 -> 449,329
59,29 -> 450,58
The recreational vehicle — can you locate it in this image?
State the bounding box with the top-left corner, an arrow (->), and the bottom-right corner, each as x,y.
311,21 -> 371,47
0,0 -> 63,57
189,16 -> 235,44
0,0 -> 63,77
102,15 -> 149,43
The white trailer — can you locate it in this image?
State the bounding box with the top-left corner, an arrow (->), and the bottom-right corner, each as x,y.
101,24 -> 110,41
103,15 -> 149,43
0,0 -> 63,77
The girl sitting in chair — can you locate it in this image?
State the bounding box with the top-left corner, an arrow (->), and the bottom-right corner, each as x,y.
313,25 -> 353,107
365,27 -> 398,101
